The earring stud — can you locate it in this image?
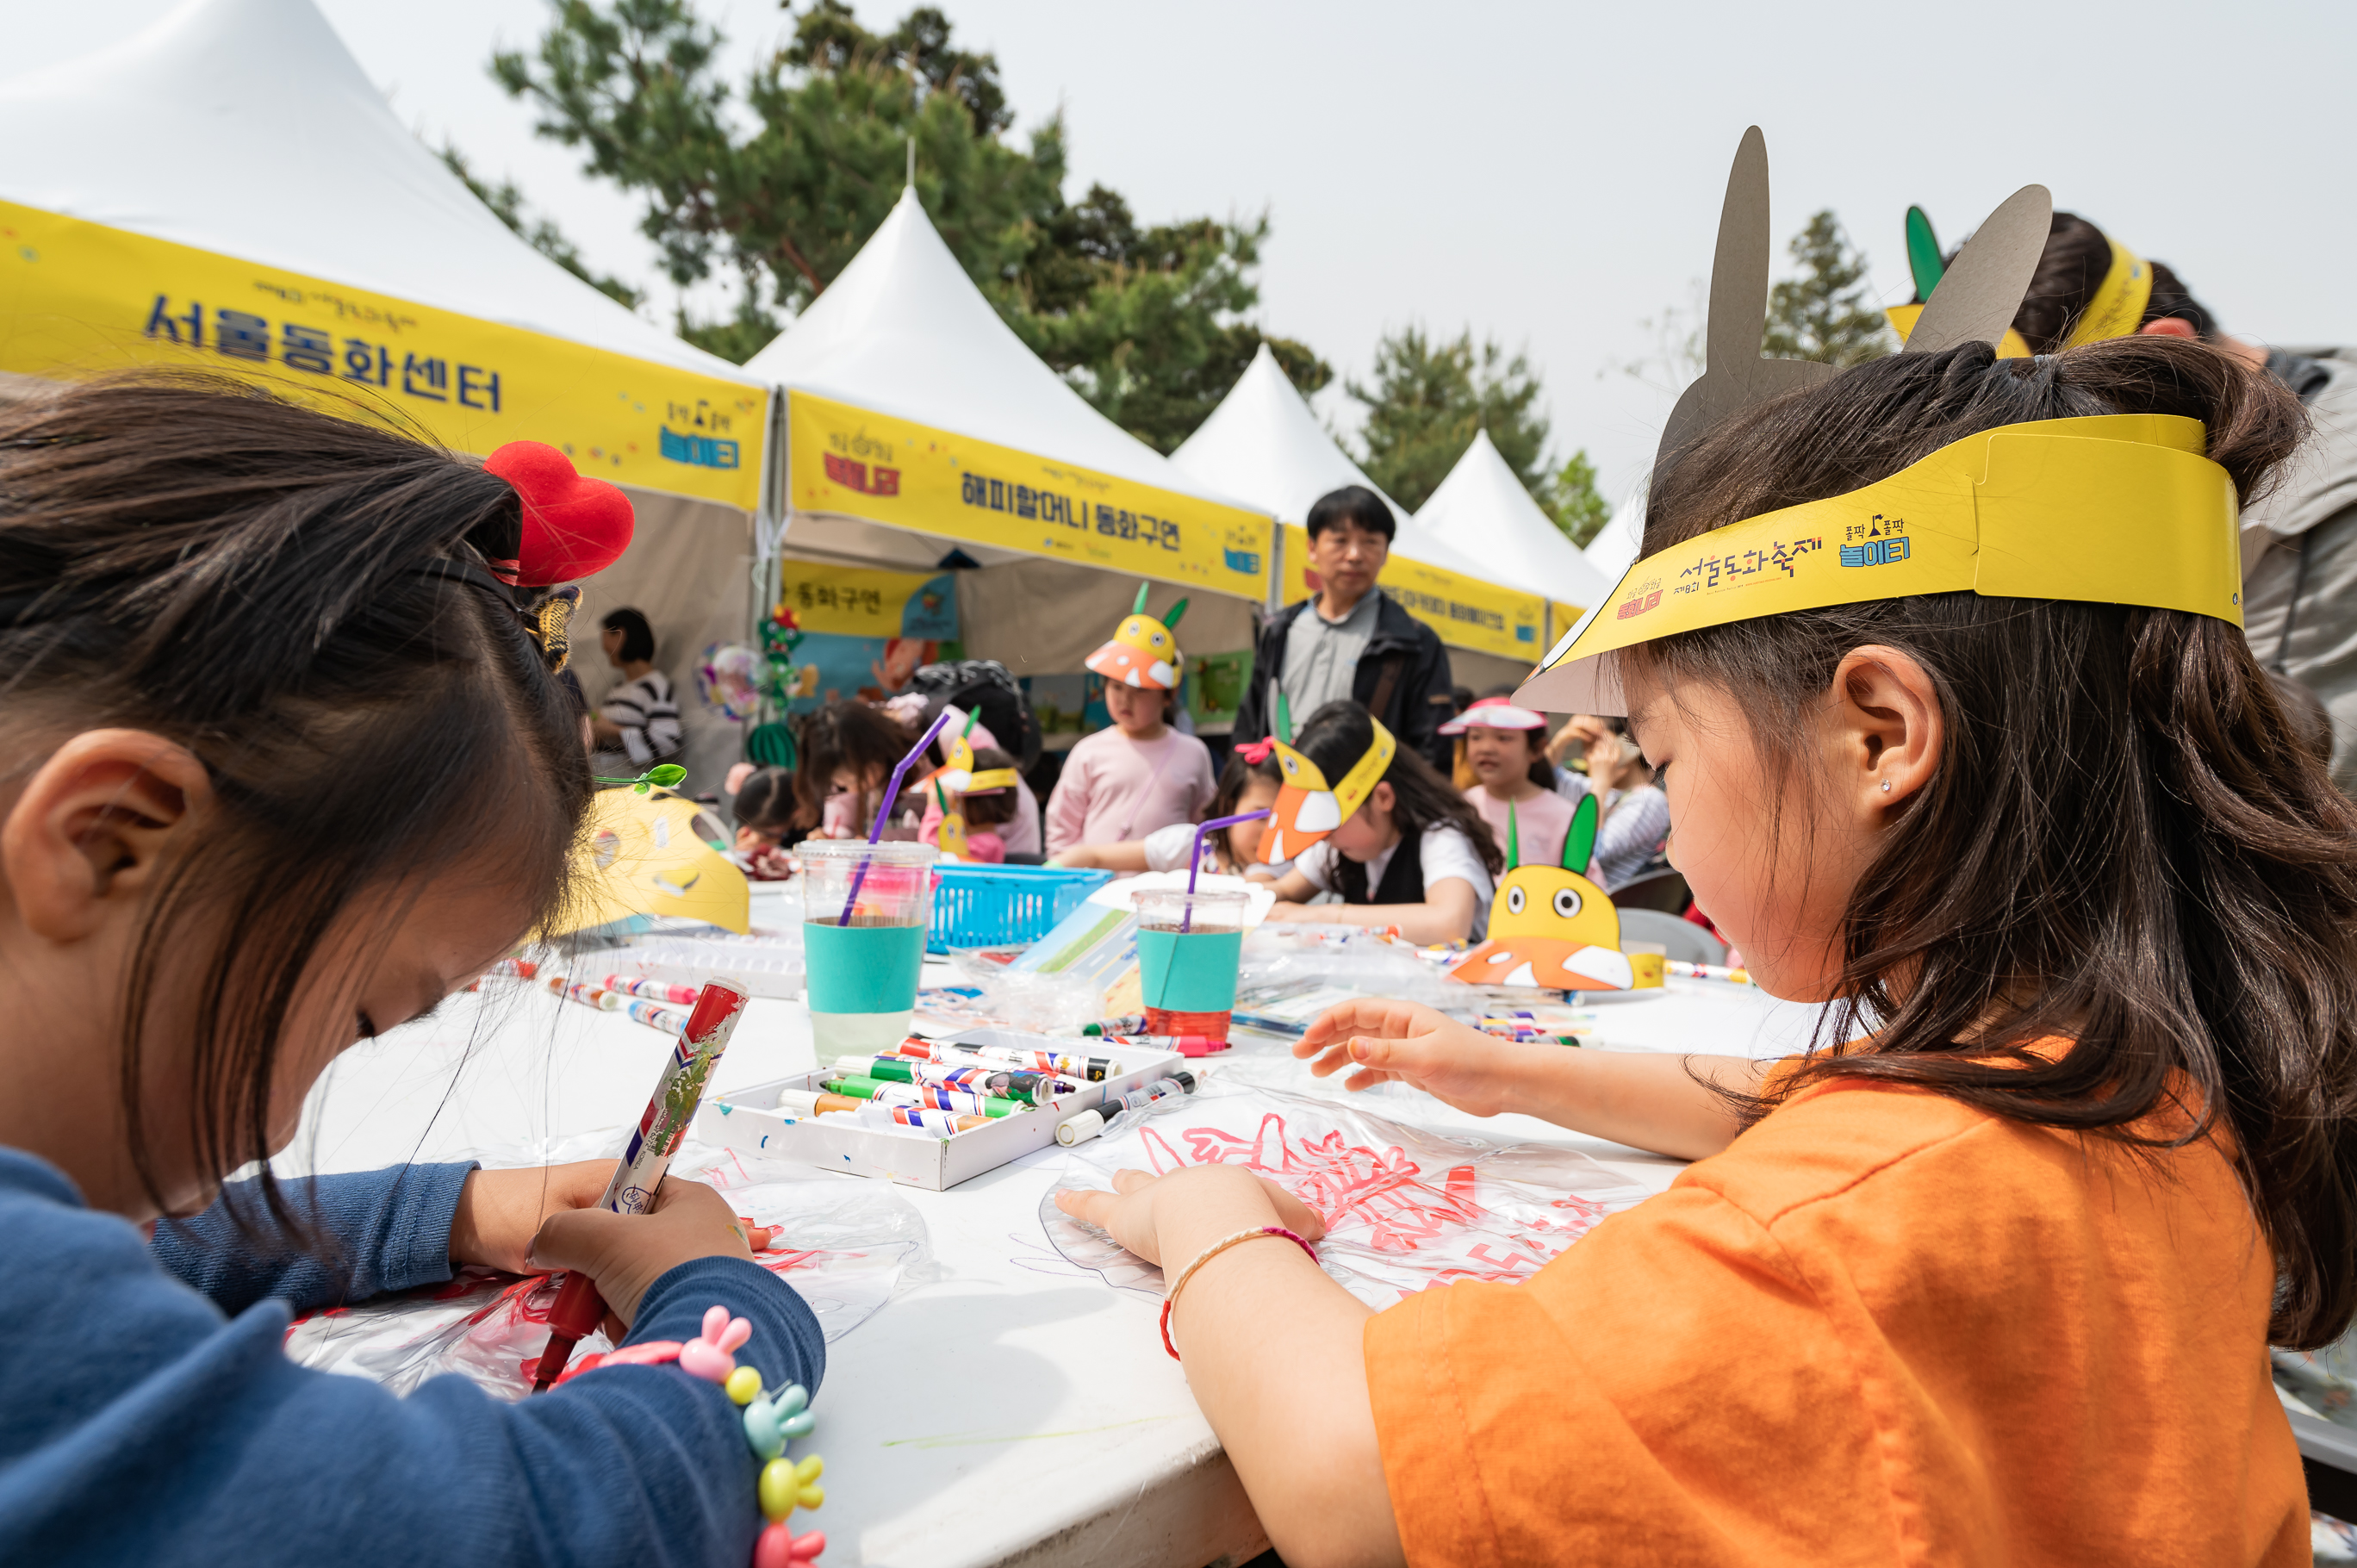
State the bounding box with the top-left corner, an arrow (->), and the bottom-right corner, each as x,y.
1881,779 -> 1893,793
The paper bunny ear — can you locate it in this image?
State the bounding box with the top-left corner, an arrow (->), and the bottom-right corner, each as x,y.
1653,127 -> 1837,479
1507,801 -> 1521,870
1905,205 -> 1944,302
1564,792 -> 1598,877
485,441 -> 636,586
1901,184 -> 2050,357
1163,596 -> 1189,632
1131,582 -> 1151,615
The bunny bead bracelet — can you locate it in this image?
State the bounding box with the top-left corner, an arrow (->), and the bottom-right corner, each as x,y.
557,1304 -> 826,1566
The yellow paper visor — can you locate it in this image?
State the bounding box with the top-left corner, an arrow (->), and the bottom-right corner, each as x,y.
1886,302 -> 2035,361
1517,414 -> 2238,716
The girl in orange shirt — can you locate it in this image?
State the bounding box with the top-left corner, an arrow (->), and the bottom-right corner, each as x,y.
1056,329 -> 2355,1562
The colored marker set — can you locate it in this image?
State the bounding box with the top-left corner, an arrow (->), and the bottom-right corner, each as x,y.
695,1030 -> 1197,1190
1477,1006 -> 1603,1047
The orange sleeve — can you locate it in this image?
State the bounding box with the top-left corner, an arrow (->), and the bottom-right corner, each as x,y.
1364,1187 -> 1894,1568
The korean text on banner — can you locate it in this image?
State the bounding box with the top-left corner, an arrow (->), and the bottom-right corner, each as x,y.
1278,523 -> 1546,661
0,200 -> 765,510
788,391 -> 1272,600
774,561 -> 958,639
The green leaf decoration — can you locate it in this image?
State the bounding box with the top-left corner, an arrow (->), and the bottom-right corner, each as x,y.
1906,205 -> 1943,304
1163,595 -> 1189,632
1131,581 -> 1151,616
1564,792 -> 1598,876
1507,800 -> 1521,869
648,764 -> 687,787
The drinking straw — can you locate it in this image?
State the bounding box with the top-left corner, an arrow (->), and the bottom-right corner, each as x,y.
1180,808 -> 1272,930
840,708 -> 954,925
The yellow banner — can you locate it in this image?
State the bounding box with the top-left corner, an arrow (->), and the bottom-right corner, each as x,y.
1278,523 -> 1546,662
788,391 -> 1270,600
0,200 -> 766,510
1551,601 -> 1588,644
774,559 -> 956,638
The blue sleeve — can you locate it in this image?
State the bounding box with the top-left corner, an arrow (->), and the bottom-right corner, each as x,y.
2,1158 -> 825,1568
151,1162 -> 477,1315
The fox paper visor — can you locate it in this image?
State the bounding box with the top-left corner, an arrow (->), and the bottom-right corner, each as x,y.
1439,697 -> 1547,734
1087,583 -> 1189,691
1518,414 -> 2239,715
1257,690 -> 1398,864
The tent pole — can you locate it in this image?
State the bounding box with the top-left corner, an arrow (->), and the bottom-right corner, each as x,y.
749,390 -> 790,744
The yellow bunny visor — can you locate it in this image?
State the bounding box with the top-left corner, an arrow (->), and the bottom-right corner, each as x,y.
1518,414 -> 2239,716
1260,715 -> 1396,864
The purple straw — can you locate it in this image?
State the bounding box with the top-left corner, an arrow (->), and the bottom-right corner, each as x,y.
839,708 -> 955,926
1180,808 -> 1272,930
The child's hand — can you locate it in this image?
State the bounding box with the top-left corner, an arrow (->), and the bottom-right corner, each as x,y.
1053,1164 -> 1326,1268
526,1176 -> 755,1328
448,1161 -> 614,1274
1296,999 -> 1542,1119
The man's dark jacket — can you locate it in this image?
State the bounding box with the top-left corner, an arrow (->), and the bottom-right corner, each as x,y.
1234,592 -> 1455,772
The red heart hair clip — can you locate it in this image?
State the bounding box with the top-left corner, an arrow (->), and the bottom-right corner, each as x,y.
484,441 -> 635,587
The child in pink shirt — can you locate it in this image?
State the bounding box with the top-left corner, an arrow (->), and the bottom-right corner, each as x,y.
1446,695 -> 1570,868
1046,587 -> 1218,855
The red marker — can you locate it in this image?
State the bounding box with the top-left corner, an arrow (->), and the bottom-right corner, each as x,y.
527,980 -> 751,1393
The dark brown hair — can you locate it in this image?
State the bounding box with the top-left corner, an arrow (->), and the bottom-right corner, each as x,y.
1295,700 -> 1506,880
2011,212 -> 2216,352
793,699 -> 917,833
959,748 -> 1020,828
1632,335 -> 2357,1347
0,375 -> 592,1224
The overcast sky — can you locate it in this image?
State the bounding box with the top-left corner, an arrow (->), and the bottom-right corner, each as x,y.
9,0 -> 2354,513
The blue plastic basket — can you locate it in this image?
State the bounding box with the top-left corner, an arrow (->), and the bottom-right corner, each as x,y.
929,863 -> 1113,954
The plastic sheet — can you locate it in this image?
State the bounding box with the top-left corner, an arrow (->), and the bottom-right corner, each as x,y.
1234,922 -> 1475,1029
1040,1078 -> 1651,1310
285,1144 -> 929,1401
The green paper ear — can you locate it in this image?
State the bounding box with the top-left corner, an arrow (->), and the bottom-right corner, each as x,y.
1564,792 -> 1598,876
1273,686 -> 1292,745
1507,801 -> 1521,869
1163,596 -> 1189,632
960,706 -> 979,738
1132,582 -> 1151,615
1906,205 -> 1943,304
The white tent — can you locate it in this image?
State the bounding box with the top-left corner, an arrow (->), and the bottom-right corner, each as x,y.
1416,431 -> 1617,630
743,189 -> 1272,679
1170,343 -> 1552,690
0,0 -> 772,791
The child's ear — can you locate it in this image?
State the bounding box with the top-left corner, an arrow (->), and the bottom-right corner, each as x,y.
1368,781 -> 1396,818
1,730 -> 212,943
1829,645 -> 1943,816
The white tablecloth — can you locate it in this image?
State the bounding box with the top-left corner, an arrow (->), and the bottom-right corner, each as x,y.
287,971 -> 1821,1567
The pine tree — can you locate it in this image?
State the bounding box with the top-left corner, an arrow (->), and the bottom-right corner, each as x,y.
1347,327 -> 1552,513
1545,449 -> 1612,548
1761,210 -> 1894,366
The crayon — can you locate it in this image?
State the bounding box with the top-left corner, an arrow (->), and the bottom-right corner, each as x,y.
465,956 -> 538,989
821,1074 -> 1019,1117
840,1054 -> 1083,1100
859,1103 -> 988,1134
776,1088 -> 867,1117
890,1036 -> 1117,1083
599,974 -> 702,1006
1664,960 -> 1753,986
622,999 -> 690,1034
529,981 -> 750,1392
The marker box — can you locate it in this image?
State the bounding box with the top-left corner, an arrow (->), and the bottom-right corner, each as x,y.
694,1030 -> 1186,1191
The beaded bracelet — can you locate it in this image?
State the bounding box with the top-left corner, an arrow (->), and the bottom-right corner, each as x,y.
557,1305 -> 827,1566
1159,1226 -> 1320,1360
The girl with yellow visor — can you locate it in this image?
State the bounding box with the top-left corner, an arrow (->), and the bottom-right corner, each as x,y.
1053,132 -> 2348,1565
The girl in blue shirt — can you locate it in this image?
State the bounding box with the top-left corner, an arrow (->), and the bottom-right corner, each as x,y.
0,377 -> 821,1566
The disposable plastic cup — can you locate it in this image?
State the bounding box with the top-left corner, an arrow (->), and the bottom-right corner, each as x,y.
801,840 -> 936,1056
1132,889 -> 1248,1042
